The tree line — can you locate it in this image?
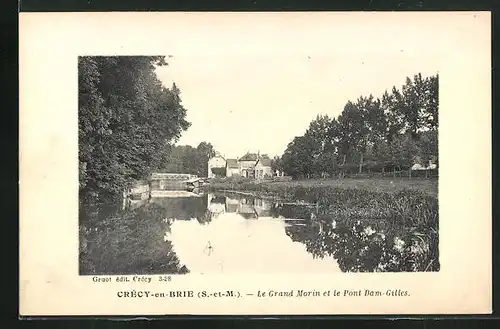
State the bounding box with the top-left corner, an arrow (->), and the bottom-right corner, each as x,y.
272,73 -> 439,179
159,142 -> 216,177
78,56 -> 190,208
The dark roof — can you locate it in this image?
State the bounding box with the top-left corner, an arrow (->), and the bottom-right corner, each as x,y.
213,152 -> 225,160
256,157 -> 272,167
239,153 -> 259,161
226,159 -> 238,168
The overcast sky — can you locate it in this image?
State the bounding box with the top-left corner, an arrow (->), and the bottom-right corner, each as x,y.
152,12 -> 473,159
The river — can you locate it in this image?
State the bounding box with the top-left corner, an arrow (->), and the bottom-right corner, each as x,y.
118,189 -> 434,274
159,191 -> 341,274
81,187 -> 438,275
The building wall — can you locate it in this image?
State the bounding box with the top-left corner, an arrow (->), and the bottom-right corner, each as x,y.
239,160 -> 255,169
226,167 -> 240,177
239,160 -> 256,178
208,156 -> 227,178
254,163 -> 272,179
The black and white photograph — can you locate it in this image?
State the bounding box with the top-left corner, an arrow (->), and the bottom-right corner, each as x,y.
78,52 -> 439,275
19,11 -> 491,316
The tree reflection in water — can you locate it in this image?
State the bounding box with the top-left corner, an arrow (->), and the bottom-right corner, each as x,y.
209,192 -> 438,272
283,213 -> 439,272
80,203 -> 190,275
156,191 -> 439,273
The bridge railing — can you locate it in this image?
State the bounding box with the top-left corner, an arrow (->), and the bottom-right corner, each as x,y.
151,173 -> 198,181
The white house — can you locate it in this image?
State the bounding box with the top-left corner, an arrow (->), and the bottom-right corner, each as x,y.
411,157 -> 438,171
210,152 -> 273,179
254,157 -> 272,179
238,153 -> 259,178
225,159 -> 240,177
207,153 -> 226,178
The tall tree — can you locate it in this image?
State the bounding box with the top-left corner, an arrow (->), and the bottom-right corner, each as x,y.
78,56 -> 190,207
383,88 -> 405,143
389,134 -> 420,170
271,156 -> 284,174
196,142 -> 216,177
303,115 -> 336,175
161,142 -> 217,177
305,115 -> 333,153
400,73 -> 428,139
337,101 -> 366,165
357,95 -> 387,146
423,74 -> 439,129
282,135 -> 317,179
277,72 -> 438,178
418,129 -> 438,166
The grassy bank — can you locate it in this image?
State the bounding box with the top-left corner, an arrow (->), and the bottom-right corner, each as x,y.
209,177 -> 438,198
79,203 -> 188,275
209,177 -> 439,272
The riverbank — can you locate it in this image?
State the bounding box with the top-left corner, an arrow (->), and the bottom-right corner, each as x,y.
79,203 -> 189,275
209,177 -> 439,271
208,177 -> 438,198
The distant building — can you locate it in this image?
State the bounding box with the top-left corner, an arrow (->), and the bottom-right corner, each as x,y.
208,151 -> 273,179
225,159 -> 240,177
238,152 -> 259,178
411,156 -> 438,171
207,153 -> 226,178
254,157 -> 272,179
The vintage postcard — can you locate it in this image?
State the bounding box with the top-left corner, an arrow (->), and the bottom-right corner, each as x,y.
19,12 -> 491,316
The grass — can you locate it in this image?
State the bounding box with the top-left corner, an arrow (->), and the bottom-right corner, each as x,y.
79,203 -> 189,275
209,177 -> 438,198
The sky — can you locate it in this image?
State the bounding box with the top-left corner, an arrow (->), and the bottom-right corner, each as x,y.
152,12 -> 467,159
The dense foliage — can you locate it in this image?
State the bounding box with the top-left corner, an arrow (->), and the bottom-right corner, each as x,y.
160,142 -> 216,177
78,56 -> 190,208
279,73 -> 439,179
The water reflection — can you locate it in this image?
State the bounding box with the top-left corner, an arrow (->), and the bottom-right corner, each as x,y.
82,189 -> 438,275
166,213 -> 341,274
158,192 -> 438,273
154,192 -> 337,273
80,201 -> 189,275
283,214 -> 438,272
210,193 -> 274,218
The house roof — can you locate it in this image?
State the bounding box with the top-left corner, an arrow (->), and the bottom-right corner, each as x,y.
213,152 -> 225,160
256,157 -> 272,167
226,159 -> 238,168
210,154 -> 225,161
239,153 -> 259,161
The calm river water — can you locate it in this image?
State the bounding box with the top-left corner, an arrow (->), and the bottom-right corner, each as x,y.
125,190 -> 433,274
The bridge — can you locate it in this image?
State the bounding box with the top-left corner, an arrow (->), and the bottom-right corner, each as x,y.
150,172 -> 202,190
151,173 -> 198,181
